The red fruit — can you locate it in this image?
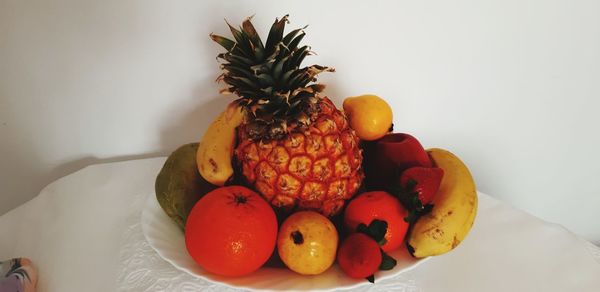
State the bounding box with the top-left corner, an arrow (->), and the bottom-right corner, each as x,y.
185,186 -> 278,277
400,167 -> 444,204
337,233 -> 382,279
364,133 -> 432,190
343,191 -> 409,252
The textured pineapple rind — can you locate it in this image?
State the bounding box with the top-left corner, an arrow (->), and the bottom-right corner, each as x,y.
235,97 -> 364,217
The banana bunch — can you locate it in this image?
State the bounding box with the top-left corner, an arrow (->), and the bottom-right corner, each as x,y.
196,102 -> 244,186
407,148 -> 478,258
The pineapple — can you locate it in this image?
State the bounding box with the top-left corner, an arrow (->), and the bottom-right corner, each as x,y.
211,15 -> 363,216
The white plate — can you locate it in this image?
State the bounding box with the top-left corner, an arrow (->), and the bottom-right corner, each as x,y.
141,193 -> 429,291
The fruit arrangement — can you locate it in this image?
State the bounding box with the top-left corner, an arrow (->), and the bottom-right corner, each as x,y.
155,15 -> 478,284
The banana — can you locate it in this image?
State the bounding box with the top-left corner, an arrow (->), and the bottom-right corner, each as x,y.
196,102 -> 244,186
407,148 -> 478,258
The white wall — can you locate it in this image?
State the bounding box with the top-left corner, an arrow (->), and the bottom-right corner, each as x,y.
1,0 -> 599,243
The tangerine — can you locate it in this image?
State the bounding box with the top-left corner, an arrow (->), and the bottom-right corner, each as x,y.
185,186 -> 277,276
343,191 -> 409,252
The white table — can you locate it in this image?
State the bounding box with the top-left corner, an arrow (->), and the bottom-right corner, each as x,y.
1,157 -> 599,291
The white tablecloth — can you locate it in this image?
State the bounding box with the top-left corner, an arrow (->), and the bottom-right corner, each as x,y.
1,157 -> 599,291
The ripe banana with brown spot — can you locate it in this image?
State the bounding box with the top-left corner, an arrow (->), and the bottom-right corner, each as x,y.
196,102 -> 244,186
407,148 -> 478,258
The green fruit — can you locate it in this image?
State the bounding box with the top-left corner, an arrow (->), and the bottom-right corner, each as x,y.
156,143 -> 217,230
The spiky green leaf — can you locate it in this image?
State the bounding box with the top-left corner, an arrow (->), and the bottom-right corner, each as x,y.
282,27 -> 305,47
210,15 -> 335,140
241,17 -> 264,49
286,32 -> 306,52
265,15 -> 289,56
210,34 -> 236,51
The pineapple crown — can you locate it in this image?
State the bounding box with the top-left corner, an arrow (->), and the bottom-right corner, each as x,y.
211,15 -> 334,140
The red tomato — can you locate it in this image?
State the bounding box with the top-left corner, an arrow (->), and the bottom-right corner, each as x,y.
343,191 -> 409,252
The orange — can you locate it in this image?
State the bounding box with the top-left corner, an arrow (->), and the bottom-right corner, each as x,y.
343,191 -> 408,252
185,186 -> 277,276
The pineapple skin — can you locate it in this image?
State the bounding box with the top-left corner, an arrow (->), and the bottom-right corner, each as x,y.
236,97 -> 364,217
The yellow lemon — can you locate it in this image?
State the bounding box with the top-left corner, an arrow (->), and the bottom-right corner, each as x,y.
343,94 -> 393,141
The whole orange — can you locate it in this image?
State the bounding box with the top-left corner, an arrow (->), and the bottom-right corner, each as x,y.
343,191 -> 408,252
185,185 -> 278,276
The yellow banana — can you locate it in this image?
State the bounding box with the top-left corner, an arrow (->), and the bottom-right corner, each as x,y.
196,102 -> 244,186
407,148 -> 478,258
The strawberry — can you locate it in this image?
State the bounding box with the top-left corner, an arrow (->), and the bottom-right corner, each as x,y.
337,233 -> 382,280
337,220 -> 397,283
399,167 -> 444,205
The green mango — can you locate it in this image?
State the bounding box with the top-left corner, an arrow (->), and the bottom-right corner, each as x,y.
155,143 -> 217,230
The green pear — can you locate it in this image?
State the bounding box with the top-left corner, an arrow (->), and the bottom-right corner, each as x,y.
156,143 -> 217,230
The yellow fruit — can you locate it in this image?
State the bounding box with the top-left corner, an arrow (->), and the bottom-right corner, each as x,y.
277,211 -> 338,275
196,102 -> 244,186
343,94 -> 393,141
407,148 -> 478,258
